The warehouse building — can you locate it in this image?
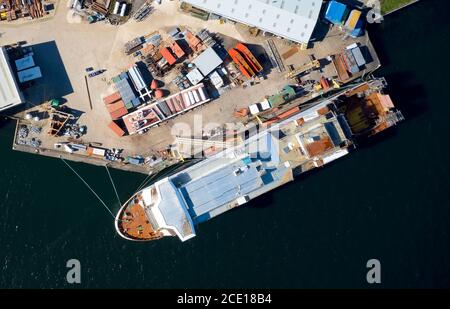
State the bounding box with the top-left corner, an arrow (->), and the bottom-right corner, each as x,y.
182,0 -> 323,44
0,47 -> 25,113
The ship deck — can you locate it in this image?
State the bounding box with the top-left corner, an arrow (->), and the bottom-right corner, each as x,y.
118,200 -> 162,241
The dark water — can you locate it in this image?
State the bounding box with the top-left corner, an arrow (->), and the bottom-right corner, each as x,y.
1,0 -> 449,288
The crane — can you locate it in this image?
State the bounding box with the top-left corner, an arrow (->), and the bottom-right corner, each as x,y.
285,59 -> 320,79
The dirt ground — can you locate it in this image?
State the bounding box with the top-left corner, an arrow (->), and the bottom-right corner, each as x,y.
0,0 -> 378,162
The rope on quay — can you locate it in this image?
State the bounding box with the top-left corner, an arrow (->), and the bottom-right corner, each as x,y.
134,170 -> 159,195
59,156 -> 117,220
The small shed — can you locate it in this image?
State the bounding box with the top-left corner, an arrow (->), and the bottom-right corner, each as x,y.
324,1 -> 348,25
192,47 -> 223,76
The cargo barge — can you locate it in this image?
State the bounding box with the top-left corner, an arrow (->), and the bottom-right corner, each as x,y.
115,78 -> 404,242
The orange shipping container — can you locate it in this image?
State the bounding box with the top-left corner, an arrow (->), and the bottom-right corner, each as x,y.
345,10 -> 362,31
110,107 -> 128,120
107,100 -> 125,113
103,92 -> 121,105
277,107 -> 300,119
160,47 -> 177,65
108,121 -> 126,137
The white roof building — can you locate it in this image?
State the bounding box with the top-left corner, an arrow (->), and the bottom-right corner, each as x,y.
0,47 -> 24,112
183,0 -> 323,44
192,46 -> 223,76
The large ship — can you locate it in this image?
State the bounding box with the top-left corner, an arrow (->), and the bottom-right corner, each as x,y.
115,78 -> 404,242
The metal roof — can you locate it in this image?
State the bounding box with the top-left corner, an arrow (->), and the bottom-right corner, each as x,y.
154,179 -> 196,241
17,66 -> 42,83
128,65 -> 146,91
351,47 -> 366,67
179,158 -> 263,219
15,55 -> 35,71
192,46 -> 223,76
325,1 -> 347,25
184,0 -> 323,44
115,74 -> 137,104
0,47 -> 24,111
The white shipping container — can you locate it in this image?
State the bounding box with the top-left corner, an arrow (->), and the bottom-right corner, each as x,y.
113,1 -> 120,14
182,93 -> 191,106
192,90 -> 200,103
198,87 -> 207,101
120,3 -> 127,17
188,91 -> 195,106
92,148 -> 106,157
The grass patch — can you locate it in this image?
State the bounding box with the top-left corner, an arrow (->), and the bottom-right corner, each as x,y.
381,0 -> 417,15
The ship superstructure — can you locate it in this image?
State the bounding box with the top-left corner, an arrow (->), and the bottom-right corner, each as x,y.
115,79 -> 403,242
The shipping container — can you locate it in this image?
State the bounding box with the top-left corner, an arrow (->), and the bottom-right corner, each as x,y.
120,3 -> 127,17
160,47 -> 177,65
158,101 -> 172,117
87,147 -> 107,157
113,1 -> 120,14
125,101 -> 134,110
174,95 -> 185,110
198,87 -> 207,101
183,92 -> 191,106
166,99 -> 177,114
103,92 -> 121,105
188,91 -> 195,105
172,98 -> 182,112
345,10 -> 362,30
152,105 -> 165,120
192,90 -> 200,103
110,107 -> 128,120
108,121 -> 126,137
107,100 -> 125,113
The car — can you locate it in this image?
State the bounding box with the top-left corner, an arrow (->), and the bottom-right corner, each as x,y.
85,67 -> 94,72
88,69 -> 105,78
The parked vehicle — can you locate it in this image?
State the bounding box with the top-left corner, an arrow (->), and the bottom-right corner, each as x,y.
88,69 -> 106,78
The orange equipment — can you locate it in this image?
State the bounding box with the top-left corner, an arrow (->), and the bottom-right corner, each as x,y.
228,48 -> 255,79
236,43 -> 263,73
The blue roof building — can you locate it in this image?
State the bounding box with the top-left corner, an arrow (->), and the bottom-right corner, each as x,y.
324,1 -> 348,25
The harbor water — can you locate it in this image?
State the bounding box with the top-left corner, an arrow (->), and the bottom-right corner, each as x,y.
0,0 -> 449,288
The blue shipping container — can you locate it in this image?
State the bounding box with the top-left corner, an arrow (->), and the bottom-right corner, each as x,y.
324,1 -> 347,25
